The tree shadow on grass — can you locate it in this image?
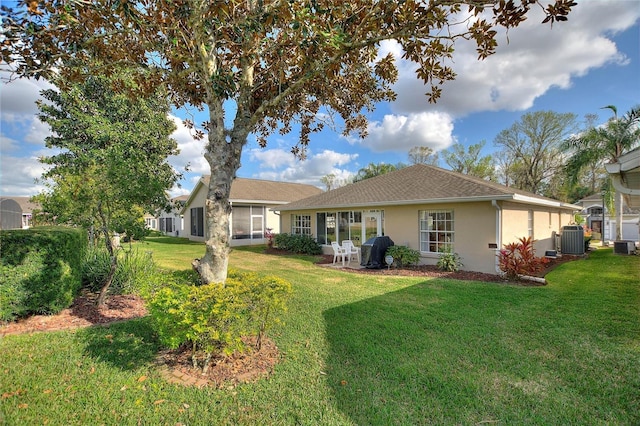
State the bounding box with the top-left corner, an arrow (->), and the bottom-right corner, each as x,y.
321,280 -> 552,425
76,317 -> 160,371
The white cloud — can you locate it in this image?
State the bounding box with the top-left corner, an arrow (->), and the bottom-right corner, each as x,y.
360,112 -> 455,152
390,1 -> 640,117
250,148 -> 358,187
248,148 -> 297,169
167,115 -> 209,175
0,70 -> 54,119
0,154 -> 49,196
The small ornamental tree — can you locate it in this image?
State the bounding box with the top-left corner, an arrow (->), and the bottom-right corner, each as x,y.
34,72 -> 180,306
2,0 -> 576,285
498,236 -> 548,280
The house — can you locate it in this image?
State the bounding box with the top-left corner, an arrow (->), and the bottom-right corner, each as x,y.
143,195 -> 189,236
182,176 -> 323,246
275,164 -> 580,275
0,196 -> 39,229
159,195 -> 188,237
0,198 -> 22,230
575,193 -> 639,243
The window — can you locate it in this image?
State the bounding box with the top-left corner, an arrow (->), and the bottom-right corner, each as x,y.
190,207 -> 204,237
528,210 -> 534,237
165,217 -> 174,233
419,210 -> 454,253
232,205 -> 265,240
232,206 -> 251,239
291,214 -> 312,235
588,206 -> 603,216
316,211 -> 368,246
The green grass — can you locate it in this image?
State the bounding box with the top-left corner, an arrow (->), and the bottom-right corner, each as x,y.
1,243 -> 638,425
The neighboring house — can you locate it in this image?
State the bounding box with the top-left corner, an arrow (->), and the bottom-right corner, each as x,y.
143,213 -> 158,231
0,198 -> 22,230
575,193 -> 639,243
0,196 -> 39,229
182,177 -> 323,246
158,195 -> 188,237
276,164 -> 580,275
144,195 -> 189,236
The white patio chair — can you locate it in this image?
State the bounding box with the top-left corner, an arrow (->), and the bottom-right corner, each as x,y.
331,241 -> 348,266
342,240 -> 361,264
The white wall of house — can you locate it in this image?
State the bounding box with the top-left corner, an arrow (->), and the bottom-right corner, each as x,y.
182,185 -> 284,246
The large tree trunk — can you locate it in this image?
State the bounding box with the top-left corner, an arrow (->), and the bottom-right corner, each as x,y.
193,98 -> 250,284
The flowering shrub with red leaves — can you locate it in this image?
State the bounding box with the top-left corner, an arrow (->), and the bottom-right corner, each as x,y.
498,236 -> 549,280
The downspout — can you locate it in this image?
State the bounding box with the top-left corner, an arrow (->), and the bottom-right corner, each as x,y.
492,200 -> 503,275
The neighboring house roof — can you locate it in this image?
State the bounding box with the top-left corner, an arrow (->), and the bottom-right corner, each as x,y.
182,176 -> 323,213
277,164 -> 580,211
0,196 -> 40,214
605,146 -> 640,209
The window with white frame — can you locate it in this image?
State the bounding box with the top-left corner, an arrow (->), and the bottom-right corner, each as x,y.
419,210 -> 454,253
528,210 -> 534,237
291,214 -> 312,235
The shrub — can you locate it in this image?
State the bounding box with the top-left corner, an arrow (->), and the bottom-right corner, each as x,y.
273,233 -> 322,255
147,270 -> 292,372
0,254 -> 38,322
0,227 -> 86,317
498,236 -> 548,280
385,245 -> 420,268
437,248 -> 464,272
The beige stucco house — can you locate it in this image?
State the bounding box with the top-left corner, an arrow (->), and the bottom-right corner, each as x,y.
182,176 -> 323,246
276,165 -> 580,274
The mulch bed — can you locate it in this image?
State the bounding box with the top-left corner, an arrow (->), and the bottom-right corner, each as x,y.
301,249 -> 582,285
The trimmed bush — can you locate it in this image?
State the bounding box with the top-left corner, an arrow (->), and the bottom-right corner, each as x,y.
273,233 -> 322,255
147,269 -> 292,372
385,245 -> 421,268
0,227 -> 86,318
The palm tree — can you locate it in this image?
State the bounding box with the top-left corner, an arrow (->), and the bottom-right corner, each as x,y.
563,105 -> 640,240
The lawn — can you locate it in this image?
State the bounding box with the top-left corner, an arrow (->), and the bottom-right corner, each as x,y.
1,238 -> 639,425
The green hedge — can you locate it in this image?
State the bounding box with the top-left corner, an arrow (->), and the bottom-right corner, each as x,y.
273,233 -> 322,255
0,227 -> 86,321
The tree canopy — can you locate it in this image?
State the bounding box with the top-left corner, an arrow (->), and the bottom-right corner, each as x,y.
1,0 -> 576,284
442,141 -> 496,180
494,110 -> 577,194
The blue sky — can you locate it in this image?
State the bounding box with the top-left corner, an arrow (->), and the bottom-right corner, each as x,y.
1,1 -> 639,198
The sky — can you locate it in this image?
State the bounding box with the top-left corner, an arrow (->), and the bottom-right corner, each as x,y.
1,0 -> 639,198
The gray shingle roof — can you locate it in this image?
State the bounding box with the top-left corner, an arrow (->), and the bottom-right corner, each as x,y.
198,176 -> 323,203
277,164 -> 578,210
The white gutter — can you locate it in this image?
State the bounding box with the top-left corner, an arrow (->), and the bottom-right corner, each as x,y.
511,194 -> 581,211
608,174 -> 640,196
492,200 -> 503,275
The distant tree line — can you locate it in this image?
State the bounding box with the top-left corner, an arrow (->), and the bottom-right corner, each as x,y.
327,107 -> 640,207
